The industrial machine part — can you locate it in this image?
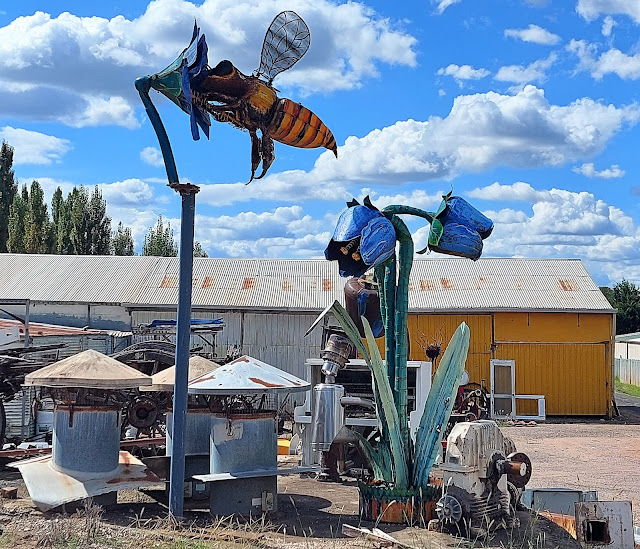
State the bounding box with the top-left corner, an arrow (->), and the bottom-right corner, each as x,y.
320,334 -> 354,381
575,501 -> 634,549
188,355 -> 312,516
294,358 -> 432,473
435,420 -> 532,537
13,350 -> 160,511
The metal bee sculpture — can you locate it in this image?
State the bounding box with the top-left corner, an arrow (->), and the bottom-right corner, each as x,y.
146,11 -> 337,182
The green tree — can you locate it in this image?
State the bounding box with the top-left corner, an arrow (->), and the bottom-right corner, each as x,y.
7,184 -> 28,253
0,141 -> 18,252
86,186 -> 111,254
610,280 -> 640,335
142,215 -> 178,256
112,222 -> 135,256
193,241 -> 208,257
24,180 -> 50,253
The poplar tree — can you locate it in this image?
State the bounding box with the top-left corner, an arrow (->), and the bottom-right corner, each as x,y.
24,180 -> 50,253
7,185 -> 27,253
0,141 -> 17,252
142,215 -> 178,256
112,221 -> 135,255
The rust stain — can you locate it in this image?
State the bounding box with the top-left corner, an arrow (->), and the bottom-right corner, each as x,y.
558,278 -> 579,291
408,281 -> 415,292
242,277 -> 256,290
282,279 -> 293,291
248,377 -> 285,388
160,275 -> 178,288
540,511 -> 576,538
322,278 -> 333,291
202,276 -> 213,289
440,278 -> 453,290
419,279 -> 434,291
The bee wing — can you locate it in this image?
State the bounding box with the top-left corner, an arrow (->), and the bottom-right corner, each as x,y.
257,11 -> 310,84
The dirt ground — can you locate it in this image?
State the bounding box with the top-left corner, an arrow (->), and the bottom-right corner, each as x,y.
0,398 -> 637,548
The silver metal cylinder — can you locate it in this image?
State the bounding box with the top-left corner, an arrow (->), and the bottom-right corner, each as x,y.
311,384 -> 345,452
210,413 -> 277,473
320,334 -> 353,378
166,409 -> 212,457
51,406 -> 121,476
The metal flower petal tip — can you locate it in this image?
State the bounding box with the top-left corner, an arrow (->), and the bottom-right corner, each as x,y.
149,21 -> 211,140
325,198 -> 396,278
422,193 -> 493,261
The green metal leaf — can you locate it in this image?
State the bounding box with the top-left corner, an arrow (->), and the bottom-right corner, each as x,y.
412,322 -> 470,488
352,430 -> 393,482
362,317 -> 409,489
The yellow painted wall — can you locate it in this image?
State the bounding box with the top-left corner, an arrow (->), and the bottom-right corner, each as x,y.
405,311 -> 613,416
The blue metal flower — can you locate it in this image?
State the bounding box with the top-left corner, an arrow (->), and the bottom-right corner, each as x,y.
325,198 -> 396,278
421,193 -> 493,260
148,22 -> 211,141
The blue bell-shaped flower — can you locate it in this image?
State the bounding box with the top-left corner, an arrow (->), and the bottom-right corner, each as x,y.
325,201 -> 397,278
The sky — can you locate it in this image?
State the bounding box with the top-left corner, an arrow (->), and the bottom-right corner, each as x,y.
1,0 -> 640,286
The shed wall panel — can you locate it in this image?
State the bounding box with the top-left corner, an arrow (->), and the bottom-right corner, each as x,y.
495,343 -> 609,415
495,312 -> 612,343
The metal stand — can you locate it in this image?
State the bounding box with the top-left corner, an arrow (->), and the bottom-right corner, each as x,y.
135,76 -> 200,518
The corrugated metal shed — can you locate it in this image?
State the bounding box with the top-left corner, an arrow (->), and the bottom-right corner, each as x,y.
0,254 -> 613,313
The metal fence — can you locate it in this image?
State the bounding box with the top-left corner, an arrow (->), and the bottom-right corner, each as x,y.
615,358 -> 640,387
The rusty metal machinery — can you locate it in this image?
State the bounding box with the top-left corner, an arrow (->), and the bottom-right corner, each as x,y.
434,420 -> 532,537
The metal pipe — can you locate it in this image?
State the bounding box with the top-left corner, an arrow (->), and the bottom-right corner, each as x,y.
340,396 -> 375,409
168,185 -> 199,518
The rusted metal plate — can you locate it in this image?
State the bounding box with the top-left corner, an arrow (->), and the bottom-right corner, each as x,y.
188,355 -> 310,395
539,511 -> 577,538
10,451 -> 162,512
575,501 -> 634,548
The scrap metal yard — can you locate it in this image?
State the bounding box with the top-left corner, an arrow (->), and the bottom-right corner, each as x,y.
0,402 -> 637,548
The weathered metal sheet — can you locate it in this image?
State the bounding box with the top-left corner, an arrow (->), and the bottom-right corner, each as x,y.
188,355 -> 310,394
575,501 -> 634,548
25,349 -> 152,388
11,451 -> 162,511
142,355 -> 219,391
0,255 -> 614,313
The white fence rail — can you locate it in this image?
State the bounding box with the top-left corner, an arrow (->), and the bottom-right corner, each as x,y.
615,358 -> 640,387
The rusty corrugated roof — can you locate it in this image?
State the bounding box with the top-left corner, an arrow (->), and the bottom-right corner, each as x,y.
0,254 -> 614,313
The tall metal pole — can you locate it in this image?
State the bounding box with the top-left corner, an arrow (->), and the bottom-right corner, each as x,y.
135,76 -> 200,518
168,182 -> 199,518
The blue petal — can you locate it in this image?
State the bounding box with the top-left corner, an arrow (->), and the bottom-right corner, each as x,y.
360,217 -> 396,268
440,196 -> 493,239
331,205 -> 383,242
429,222 -> 483,260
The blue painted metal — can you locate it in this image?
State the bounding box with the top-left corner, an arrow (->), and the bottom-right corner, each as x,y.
168,185 -> 199,518
166,410 -> 211,456
210,414 -> 277,474
52,406 -> 120,475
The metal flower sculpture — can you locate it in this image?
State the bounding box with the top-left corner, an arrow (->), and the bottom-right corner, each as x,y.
144,12 -> 337,182
320,193 -> 492,514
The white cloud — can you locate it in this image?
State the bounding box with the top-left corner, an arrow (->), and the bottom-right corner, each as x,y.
495,53 -> 557,86
0,1 -> 417,127
481,188 -> 640,283
0,126 -> 72,165
435,0 -> 461,14
308,85 -> 640,185
576,0 -> 640,23
194,205 -> 330,257
602,15 -> 617,36
568,39 -> 640,80
140,146 -> 164,168
468,181 -> 552,202
572,162 -> 625,178
99,178 -> 155,207
358,188 -> 444,210
437,64 -> 490,86
504,24 -> 561,45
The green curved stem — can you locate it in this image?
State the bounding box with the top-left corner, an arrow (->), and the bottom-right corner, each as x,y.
387,215 -> 413,451
383,204 -> 446,253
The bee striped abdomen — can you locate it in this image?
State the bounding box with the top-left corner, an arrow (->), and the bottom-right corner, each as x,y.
268,99 -> 337,155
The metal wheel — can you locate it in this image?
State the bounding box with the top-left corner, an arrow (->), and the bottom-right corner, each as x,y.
436,494 -> 463,523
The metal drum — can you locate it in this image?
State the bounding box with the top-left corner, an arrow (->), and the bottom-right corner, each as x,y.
210,413 -> 277,473
166,409 -> 212,456
311,384 -> 344,453
52,406 -> 121,476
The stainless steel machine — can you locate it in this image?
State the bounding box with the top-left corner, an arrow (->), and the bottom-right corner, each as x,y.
294,334 -> 432,476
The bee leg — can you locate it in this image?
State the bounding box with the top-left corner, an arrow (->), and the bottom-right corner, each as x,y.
248,129 -> 262,184
254,133 -> 275,180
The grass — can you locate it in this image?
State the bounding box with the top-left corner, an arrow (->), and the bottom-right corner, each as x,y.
615,377 -> 640,398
